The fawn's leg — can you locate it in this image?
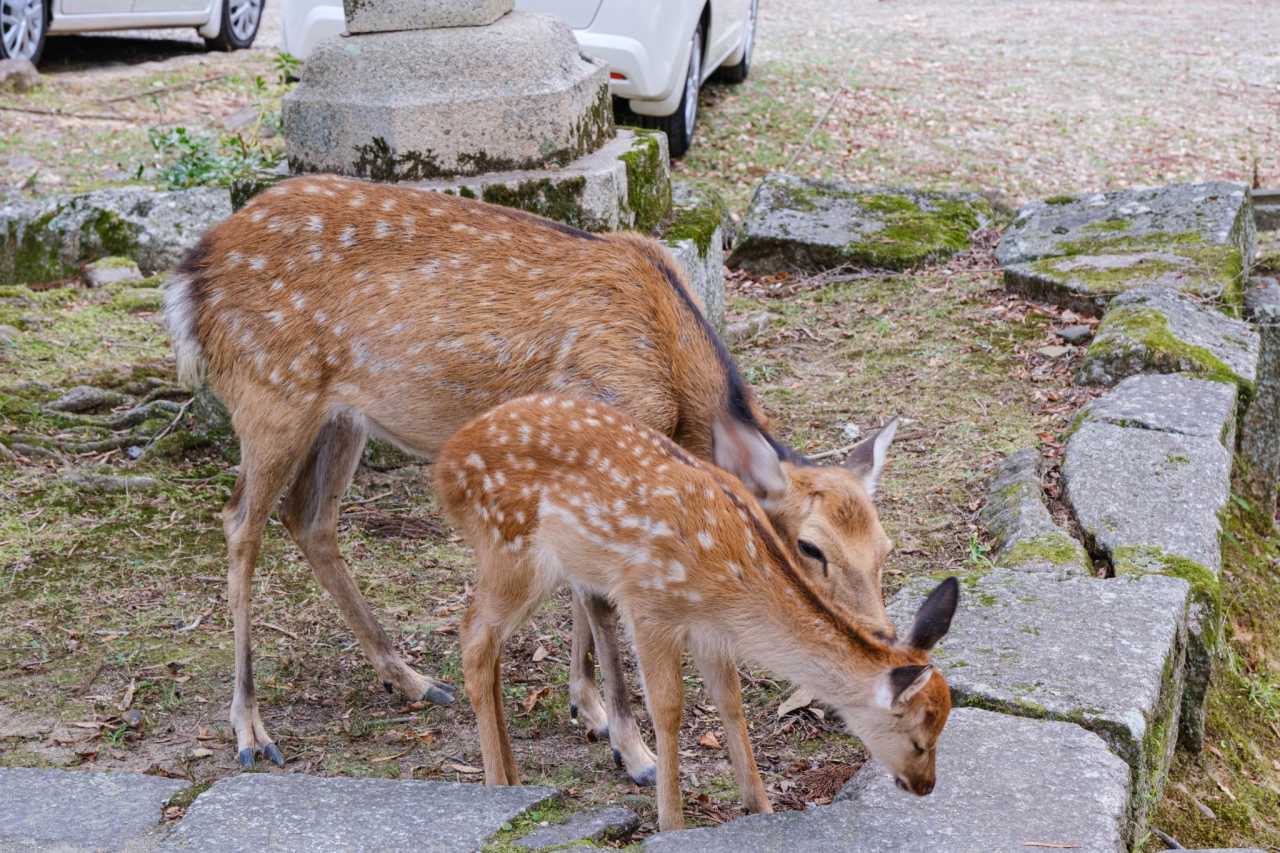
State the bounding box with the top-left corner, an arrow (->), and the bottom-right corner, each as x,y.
694,650 -> 771,814
568,590 -> 609,739
224,408 -> 322,768
634,628 -> 687,832
280,411 -> 453,706
491,655 -> 520,785
460,602 -> 513,785
582,594 -> 657,786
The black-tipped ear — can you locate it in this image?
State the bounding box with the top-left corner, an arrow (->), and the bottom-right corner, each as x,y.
843,417 -> 898,497
889,664 -> 933,706
907,577 -> 959,651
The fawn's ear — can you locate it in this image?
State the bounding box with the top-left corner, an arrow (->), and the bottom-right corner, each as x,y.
907,577 -> 960,652
713,417 -> 787,509
886,664 -> 934,708
844,417 -> 898,497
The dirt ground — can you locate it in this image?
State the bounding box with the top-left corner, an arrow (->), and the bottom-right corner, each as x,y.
2,0 -> 1279,847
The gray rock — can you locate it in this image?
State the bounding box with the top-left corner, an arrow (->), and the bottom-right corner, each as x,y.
645,709 -> 1131,853
1081,373 -> 1239,447
1078,285 -> 1258,388
888,570 -> 1186,837
0,58 -> 39,93
1,186 -> 231,285
47,385 -> 129,414
1244,275 -> 1280,321
113,287 -> 164,313
0,324 -> 18,346
727,175 -> 993,274
344,0 -> 511,33
724,312 -> 772,344
661,182 -> 729,331
283,14 -> 612,180
160,775 -> 558,852
978,448 -> 1090,574
1057,323 -> 1093,343
0,767 -> 185,851
1241,283 -> 1280,518
82,256 -> 143,288
515,806 -> 638,849
998,183 -> 1254,314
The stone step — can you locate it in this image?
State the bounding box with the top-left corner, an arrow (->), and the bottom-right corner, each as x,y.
157,774 -> 558,852
0,767 -> 187,851
978,448 -> 1091,574
1063,374 -> 1236,750
514,805 -> 639,849
726,175 -> 994,274
1078,284 -> 1258,389
997,182 -> 1253,315
888,569 -> 1187,839
643,708 -> 1131,853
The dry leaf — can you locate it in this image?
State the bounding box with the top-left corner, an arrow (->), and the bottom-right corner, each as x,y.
531,645 -> 549,663
444,762 -> 483,774
777,688 -> 815,718
188,747 -> 213,760
117,679 -> 137,712
520,686 -> 550,715
698,731 -> 721,749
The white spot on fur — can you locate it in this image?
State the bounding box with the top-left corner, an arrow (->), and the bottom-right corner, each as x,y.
291,292 -> 307,311
696,531 -> 715,550
465,452 -> 485,470
339,225 -> 356,247
374,221 -> 391,239
307,214 -> 324,234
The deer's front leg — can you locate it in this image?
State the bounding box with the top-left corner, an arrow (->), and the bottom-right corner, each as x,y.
635,628 -> 686,831
694,650 -> 771,815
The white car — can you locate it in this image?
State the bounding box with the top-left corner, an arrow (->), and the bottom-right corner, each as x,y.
280,0 -> 759,157
1,0 -> 264,64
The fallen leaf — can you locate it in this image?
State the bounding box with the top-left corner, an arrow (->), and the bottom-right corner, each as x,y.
444,762 -> 483,774
520,686 -> 550,715
532,644 -> 549,663
698,731 -> 721,749
777,688 -> 815,718
118,679 -> 137,712
188,747 -> 213,760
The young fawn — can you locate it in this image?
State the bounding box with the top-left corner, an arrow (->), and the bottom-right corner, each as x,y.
436,394 -> 958,831
163,173 -> 903,771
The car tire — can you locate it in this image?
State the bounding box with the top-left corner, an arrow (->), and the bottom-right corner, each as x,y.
204,0 -> 264,51
0,0 -> 47,64
617,21 -> 703,159
714,0 -> 757,84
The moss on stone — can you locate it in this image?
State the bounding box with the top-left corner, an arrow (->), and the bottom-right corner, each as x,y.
1112,543 -> 1221,648
618,130 -> 671,234
1084,305 -> 1252,393
1082,218 -> 1131,233
111,287 -> 163,313
8,208 -> 69,284
480,177 -> 590,230
662,183 -> 727,259
1044,194 -> 1077,205
1029,254 -> 1186,295
838,195 -> 993,270
90,256 -> 138,270
1000,531 -> 1090,569
480,796 -> 573,853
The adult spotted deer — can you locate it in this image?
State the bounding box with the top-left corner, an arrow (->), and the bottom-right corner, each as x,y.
163,174 -> 903,771
435,394 -> 957,830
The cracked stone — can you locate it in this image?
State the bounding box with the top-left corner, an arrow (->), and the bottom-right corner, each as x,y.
978,448 -> 1090,574
515,806 -> 639,849
1080,373 -> 1238,447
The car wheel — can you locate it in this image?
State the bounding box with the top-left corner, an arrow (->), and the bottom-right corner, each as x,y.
204,0 -> 264,51
0,0 -> 46,64
715,0 -> 757,84
617,21 -> 702,159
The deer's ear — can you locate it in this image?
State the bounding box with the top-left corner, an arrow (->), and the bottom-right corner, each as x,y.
713,417 -> 787,509
887,664 -> 934,708
844,417 -> 898,497
907,577 -> 959,652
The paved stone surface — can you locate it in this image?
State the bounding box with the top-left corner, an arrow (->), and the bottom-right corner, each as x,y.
0,768 -> 186,851
343,0 -> 511,33
1241,282 -> 1280,518
159,775 -> 558,852
978,448 -> 1091,574
644,709 -> 1131,853
1080,373 -> 1239,448
284,13 -> 612,180
1079,285 -> 1259,388
662,181 -> 728,331
1,186 -> 230,285
998,183 -> 1254,314
727,175 -> 993,274
515,806 -> 639,849
888,570 -> 1186,836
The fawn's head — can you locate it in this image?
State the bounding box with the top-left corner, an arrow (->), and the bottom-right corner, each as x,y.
842,577 -> 958,796
713,416 -> 901,635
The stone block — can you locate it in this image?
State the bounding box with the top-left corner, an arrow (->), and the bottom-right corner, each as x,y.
343,0 -> 512,33
515,806 -> 639,849
661,181 -> 729,331
1079,285 -> 1258,388
284,13 -> 612,180
998,183 -> 1254,314
0,767 -> 186,851
1080,373 -> 1239,448
978,448 -> 1091,574
727,175 -> 993,274
888,570 -> 1187,836
159,774 -> 558,852
1240,282 -> 1280,518
82,256 -> 142,288
1,186 -> 231,285
644,709 -> 1131,853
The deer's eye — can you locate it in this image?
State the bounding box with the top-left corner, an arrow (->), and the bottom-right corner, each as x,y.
797,539 -> 827,575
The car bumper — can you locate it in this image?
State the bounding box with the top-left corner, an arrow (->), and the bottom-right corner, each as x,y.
574,29 -> 683,114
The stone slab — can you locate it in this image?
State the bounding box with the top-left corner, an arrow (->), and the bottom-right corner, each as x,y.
888,570 -> 1186,836
1079,285 -> 1259,388
1080,373 -> 1239,448
159,775 -> 558,852
283,14 -> 612,180
1241,283 -> 1280,517
644,709 -> 1131,853
515,806 -> 639,849
978,448 -> 1091,574
0,768 -> 186,851
998,183 -> 1254,314
1,186 -> 230,285
727,174 -> 993,274
83,256 -> 143,288
661,181 -> 729,331
343,0 -> 511,33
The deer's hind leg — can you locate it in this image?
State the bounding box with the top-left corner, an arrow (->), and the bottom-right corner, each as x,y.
568,590 -> 610,740
279,409 -> 455,707
582,593 -> 657,786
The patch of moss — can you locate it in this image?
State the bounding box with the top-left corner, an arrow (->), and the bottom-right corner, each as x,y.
1029,254 -> 1186,295
111,287 -> 163,313
481,796 -> 577,853
839,195 -> 993,271
8,208 -> 68,284
1112,544 -> 1221,646
1084,306 -> 1251,394
1044,194 -> 1077,205
1082,218 -> 1131,233
618,130 -> 671,234
90,256 -> 138,270
662,184 -> 728,259
480,177 -> 592,229
1000,531 -> 1090,570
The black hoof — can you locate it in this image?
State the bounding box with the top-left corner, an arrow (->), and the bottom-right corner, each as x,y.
263,743 -> 285,767
612,748 -> 623,769
630,765 -> 657,787
570,704 -> 578,720
383,681 -> 394,694
237,748 -> 255,769
423,683 -> 455,706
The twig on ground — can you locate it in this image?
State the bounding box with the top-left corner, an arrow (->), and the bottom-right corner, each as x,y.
1149,827 -> 1184,849
255,621 -> 300,642
785,86 -> 848,171
97,74 -> 230,104
0,105 -> 144,122
142,398 -> 194,454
